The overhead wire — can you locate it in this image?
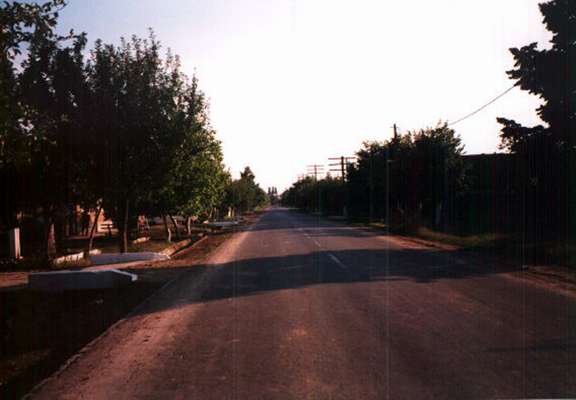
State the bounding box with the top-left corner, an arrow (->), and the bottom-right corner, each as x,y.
447,84 -> 516,127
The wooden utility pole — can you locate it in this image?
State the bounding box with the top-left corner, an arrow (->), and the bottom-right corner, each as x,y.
328,156 -> 356,181
306,164 -> 324,213
306,164 -> 324,181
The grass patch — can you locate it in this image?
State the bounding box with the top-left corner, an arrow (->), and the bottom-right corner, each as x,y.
348,220 -> 510,251
0,282 -> 161,398
96,239 -> 172,254
414,227 -> 507,249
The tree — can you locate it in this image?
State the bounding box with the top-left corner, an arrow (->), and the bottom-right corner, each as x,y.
281,176 -> 317,211
347,138 -> 410,221
151,79 -> 229,239
1,3 -> 229,259
0,0 -> 91,258
283,124 -> 467,231
225,167 -> 267,214
410,124 -> 467,228
0,0 -> 67,168
19,32 -> 89,257
88,33 -> 194,251
496,0 -> 575,247
0,0 -> 68,242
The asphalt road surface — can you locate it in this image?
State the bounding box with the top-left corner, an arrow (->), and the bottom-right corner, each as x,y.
32,208 -> 576,399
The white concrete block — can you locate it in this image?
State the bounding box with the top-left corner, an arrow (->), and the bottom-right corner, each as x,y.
29,269 -> 138,291
52,249 -> 102,265
9,228 -> 21,259
90,252 -> 169,266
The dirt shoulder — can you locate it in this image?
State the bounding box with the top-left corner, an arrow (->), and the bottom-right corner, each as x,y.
0,216 -> 256,399
384,232 -> 576,296
323,213 -> 576,297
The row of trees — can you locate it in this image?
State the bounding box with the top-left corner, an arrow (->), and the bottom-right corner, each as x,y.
0,1 -> 267,258
283,0 -> 575,263
282,124 -> 466,233
224,167 -> 268,215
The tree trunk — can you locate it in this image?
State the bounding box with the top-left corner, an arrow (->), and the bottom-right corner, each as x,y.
163,215 -> 172,243
435,201 -> 443,227
87,204 -> 103,254
43,208 -> 57,260
186,216 -> 192,236
69,204 -> 77,236
118,199 -> 129,253
170,215 -> 181,240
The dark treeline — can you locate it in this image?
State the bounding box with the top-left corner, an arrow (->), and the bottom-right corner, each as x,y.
283,124 -> 466,233
283,0 -> 575,266
0,1 -> 267,258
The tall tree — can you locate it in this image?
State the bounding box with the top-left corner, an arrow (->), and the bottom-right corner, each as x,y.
225,167 -> 267,214
19,31 -> 89,257
410,124 -> 466,228
0,0 -> 67,236
88,33 -> 190,251
497,0 -> 575,248
151,76 -> 228,237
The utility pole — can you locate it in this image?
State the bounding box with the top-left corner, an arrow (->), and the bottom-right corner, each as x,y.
306,164 -> 324,181
387,124 -> 398,228
329,156 -> 356,218
306,164 -> 324,213
328,156 -> 356,181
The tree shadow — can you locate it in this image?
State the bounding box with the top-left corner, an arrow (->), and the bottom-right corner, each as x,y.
132,245 -> 523,317
486,337 -> 576,354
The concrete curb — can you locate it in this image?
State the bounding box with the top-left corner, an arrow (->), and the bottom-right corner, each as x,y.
131,236 -> 150,244
85,234 -> 207,271
159,233 -> 207,257
52,249 -> 102,266
170,234 -> 208,258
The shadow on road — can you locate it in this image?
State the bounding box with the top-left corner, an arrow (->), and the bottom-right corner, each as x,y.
132,245 -> 523,317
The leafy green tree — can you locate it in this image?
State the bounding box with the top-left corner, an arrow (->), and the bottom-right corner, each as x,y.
281,176 -> 317,211
283,124 -> 466,231
0,0 -> 89,258
18,32 -> 89,257
0,0 -> 66,168
225,167 -> 267,214
88,33 -> 194,251
347,133 -> 417,224
496,0 -> 575,246
1,3 -> 229,258
1,0 -> 69,246
151,79 -> 229,239
410,124 -> 466,228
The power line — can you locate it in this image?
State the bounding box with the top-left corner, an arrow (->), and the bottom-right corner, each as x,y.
447,84 -> 516,127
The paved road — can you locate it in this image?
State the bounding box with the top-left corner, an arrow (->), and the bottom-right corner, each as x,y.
32,208 -> 576,399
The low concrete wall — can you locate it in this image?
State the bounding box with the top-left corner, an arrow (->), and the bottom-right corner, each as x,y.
160,239 -> 192,257
29,269 -> 137,291
132,236 -> 150,244
90,252 -> 170,266
52,249 -> 102,266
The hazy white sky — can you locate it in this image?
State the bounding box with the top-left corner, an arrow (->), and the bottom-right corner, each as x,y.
58,0 -> 551,191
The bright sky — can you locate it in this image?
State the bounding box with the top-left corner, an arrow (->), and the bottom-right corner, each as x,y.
58,0 -> 551,191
